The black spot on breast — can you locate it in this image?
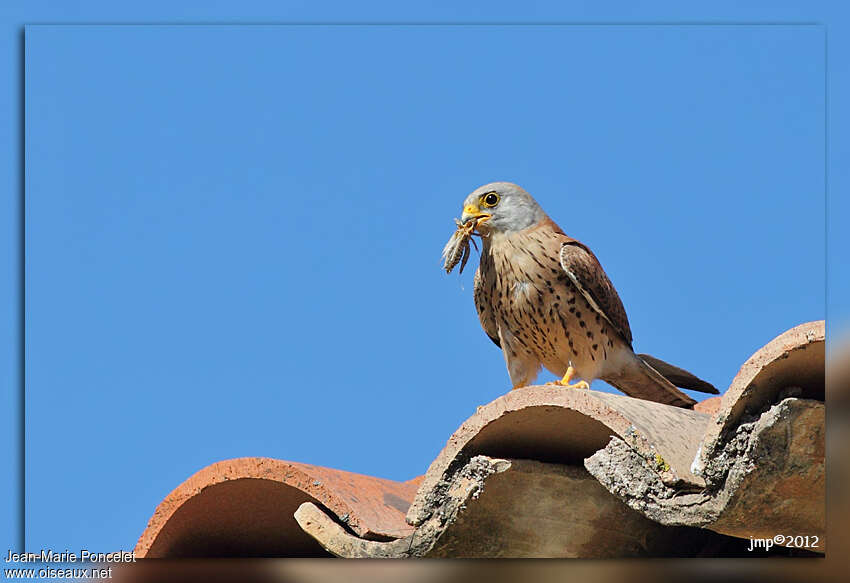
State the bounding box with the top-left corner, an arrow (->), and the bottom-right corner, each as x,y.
592,344 -> 598,351
579,321 -> 586,328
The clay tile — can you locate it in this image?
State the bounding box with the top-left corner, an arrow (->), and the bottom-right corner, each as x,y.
694,396 -> 722,415
699,320 -> 824,462
406,386 -> 712,526
135,457 -> 419,558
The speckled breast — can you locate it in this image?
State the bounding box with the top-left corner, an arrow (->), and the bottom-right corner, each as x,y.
480,236 -> 614,378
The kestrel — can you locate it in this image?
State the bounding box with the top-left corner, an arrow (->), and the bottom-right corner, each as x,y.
450,181 -> 718,408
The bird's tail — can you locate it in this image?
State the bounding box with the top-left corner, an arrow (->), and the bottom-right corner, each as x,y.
637,354 -> 719,395
602,353 -> 707,409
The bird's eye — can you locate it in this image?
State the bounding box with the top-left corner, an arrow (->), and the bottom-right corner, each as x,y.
481,192 -> 500,207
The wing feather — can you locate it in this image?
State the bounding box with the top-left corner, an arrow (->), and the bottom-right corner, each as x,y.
473,267 -> 501,348
559,240 -> 633,347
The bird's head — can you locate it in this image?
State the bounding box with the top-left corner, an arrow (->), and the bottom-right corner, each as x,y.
460,182 -> 546,235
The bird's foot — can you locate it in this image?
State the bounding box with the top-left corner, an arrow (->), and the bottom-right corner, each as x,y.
555,379 -> 590,390
547,365 -> 590,389
511,375 -> 537,390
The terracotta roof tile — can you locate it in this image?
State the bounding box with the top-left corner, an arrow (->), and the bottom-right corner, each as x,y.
135,321 -> 825,558
405,386 -> 711,527
135,458 -> 419,557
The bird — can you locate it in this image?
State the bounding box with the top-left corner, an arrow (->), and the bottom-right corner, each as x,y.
453,181 -> 718,408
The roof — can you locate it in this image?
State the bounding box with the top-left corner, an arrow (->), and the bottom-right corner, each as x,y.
134,321 -> 824,558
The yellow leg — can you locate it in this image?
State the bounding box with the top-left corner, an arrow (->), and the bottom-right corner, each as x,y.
555,366 -> 590,389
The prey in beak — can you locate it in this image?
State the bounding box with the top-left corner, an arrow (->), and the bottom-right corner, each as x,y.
442,208 -> 487,275
443,191 -> 499,274
461,204 -> 492,229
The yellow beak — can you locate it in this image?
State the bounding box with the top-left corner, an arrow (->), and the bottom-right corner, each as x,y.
461,204 -> 491,225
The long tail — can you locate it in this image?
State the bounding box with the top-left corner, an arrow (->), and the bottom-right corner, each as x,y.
637,354 -> 719,395
602,354 -> 700,408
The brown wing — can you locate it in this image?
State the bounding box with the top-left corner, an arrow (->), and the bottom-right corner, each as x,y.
559,240 -> 633,347
473,267 -> 501,348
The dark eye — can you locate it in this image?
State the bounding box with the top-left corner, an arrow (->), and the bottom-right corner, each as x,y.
482,192 -> 500,207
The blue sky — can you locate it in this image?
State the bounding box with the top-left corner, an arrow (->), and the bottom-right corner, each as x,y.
2,0 -> 848,559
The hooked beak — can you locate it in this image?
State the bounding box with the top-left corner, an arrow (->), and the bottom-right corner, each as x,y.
461,204 -> 492,226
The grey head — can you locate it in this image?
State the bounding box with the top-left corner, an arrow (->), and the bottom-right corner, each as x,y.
460,182 -> 547,234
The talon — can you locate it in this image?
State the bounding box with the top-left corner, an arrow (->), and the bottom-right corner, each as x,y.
512,375 -> 535,390
554,366 -> 589,389
562,380 -> 590,390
